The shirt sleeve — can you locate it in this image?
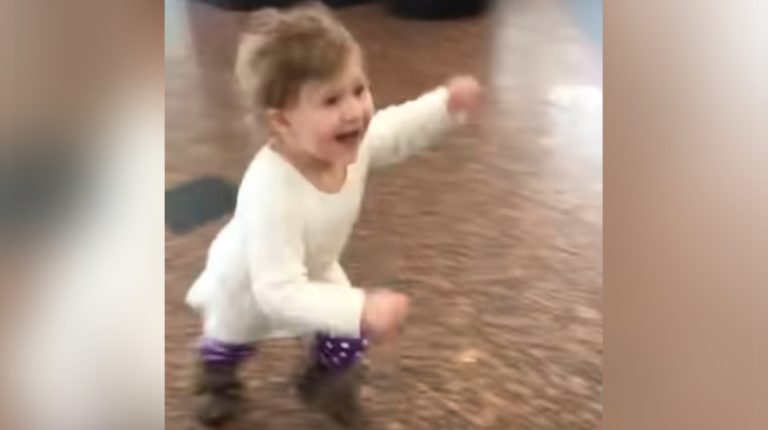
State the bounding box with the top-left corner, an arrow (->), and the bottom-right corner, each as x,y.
241,193 -> 365,337
364,86 -> 460,168
321,260 -> 353,287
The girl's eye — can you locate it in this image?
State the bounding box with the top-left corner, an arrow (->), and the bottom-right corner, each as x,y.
324,95 -> 339,106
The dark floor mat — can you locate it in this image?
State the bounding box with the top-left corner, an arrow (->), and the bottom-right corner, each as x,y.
165,177 -> 237,234
0,138 -> 85,239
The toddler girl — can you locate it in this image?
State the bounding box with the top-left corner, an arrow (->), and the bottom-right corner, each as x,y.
186,5 -> 482,428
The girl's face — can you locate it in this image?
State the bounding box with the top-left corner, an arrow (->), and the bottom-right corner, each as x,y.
269,49 -> 374,166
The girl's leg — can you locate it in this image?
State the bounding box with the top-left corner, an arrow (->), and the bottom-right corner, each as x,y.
195,338 -> 256,427
312,332 -> 369,372
297,333 -> 369,427
200,337 -> 256,366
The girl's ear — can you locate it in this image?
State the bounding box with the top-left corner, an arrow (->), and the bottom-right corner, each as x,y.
265,108 -> 291,141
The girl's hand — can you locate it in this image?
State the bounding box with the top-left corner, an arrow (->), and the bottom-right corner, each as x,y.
361,289 -> 410,341
446,75 -> 483,122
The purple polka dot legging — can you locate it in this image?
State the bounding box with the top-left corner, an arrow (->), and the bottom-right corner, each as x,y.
312,332 -> 369,371
200,332 -> 368,372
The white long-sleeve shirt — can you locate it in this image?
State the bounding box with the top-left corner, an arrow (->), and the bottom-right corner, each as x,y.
186,87 -> 458,343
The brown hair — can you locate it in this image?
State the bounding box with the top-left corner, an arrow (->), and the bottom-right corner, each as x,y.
236,4 -> 360,116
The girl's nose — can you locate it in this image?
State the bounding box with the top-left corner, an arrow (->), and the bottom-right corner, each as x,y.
342,98 -> 363,122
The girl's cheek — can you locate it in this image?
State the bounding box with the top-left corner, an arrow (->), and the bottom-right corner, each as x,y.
364,97 -> 374,121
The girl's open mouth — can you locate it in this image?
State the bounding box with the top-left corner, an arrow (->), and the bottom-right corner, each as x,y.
335,129 -> 361,146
